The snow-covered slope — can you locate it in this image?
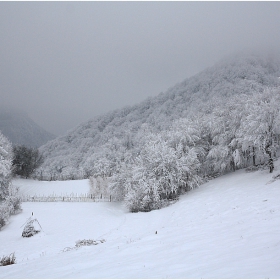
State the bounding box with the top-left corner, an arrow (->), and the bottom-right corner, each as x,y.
1,161 -> 280,278
0,107 -> 55,148
38,51 -> 280,178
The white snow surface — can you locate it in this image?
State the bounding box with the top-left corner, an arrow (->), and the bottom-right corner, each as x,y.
1,163 -> 280,278
13,178 -> 90,197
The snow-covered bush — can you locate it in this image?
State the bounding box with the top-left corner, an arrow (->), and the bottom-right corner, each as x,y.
0,253 -> 16,266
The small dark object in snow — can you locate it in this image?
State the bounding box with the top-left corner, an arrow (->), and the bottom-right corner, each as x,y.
155,231 -> 157,234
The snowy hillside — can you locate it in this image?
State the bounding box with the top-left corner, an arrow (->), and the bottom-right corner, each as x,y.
1,161 -> 280,278
0,107 -> 55,148
38,51 -> 280,179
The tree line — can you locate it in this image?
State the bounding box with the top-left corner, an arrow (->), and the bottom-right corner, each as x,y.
0,135 -> 43,229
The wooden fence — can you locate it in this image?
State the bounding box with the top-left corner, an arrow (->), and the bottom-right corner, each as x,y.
20,193 -> 116,203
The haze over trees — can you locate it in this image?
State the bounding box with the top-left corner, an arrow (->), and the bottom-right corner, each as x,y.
34,51 -> 280,211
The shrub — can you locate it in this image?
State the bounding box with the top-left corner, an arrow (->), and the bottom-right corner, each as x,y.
75,239 -> 105,247
0,253 -> 16,266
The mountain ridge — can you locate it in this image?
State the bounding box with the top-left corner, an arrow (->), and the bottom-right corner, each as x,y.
0,107 -> 55,148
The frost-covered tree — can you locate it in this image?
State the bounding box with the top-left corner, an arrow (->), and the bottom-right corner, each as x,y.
4,185 -> 21,214
91,137 -> 129,178
89,176 -> 110,198
122,132 -> 201,212
238,88 -> 280,172
109,160 -> 134,201
0,132 -> 13,200
167,117 -> 207,174
206,94 -> 248,173
124,169 -> 161,213
0,132 -> 21,230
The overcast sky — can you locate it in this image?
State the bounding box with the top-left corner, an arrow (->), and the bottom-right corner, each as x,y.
1,2 -> 280,136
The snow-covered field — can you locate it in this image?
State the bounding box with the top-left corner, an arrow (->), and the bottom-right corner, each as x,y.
13,178 -> 91,197
1,163 -> 280,278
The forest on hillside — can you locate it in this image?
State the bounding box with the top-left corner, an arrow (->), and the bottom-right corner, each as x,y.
31,52 -> 280,212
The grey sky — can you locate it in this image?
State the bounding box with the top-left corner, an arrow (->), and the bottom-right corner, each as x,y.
1,2 -> 280,136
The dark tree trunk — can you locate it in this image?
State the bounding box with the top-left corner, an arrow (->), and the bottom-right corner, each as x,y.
265,144 -> 274,173
252,146 -> 256,166
268,154 -> 274,173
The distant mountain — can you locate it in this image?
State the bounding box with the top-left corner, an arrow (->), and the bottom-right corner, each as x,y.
0,108 -> 55,147
38,51 -> 280,179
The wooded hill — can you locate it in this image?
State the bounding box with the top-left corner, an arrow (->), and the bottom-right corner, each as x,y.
36,51 -> 280,209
